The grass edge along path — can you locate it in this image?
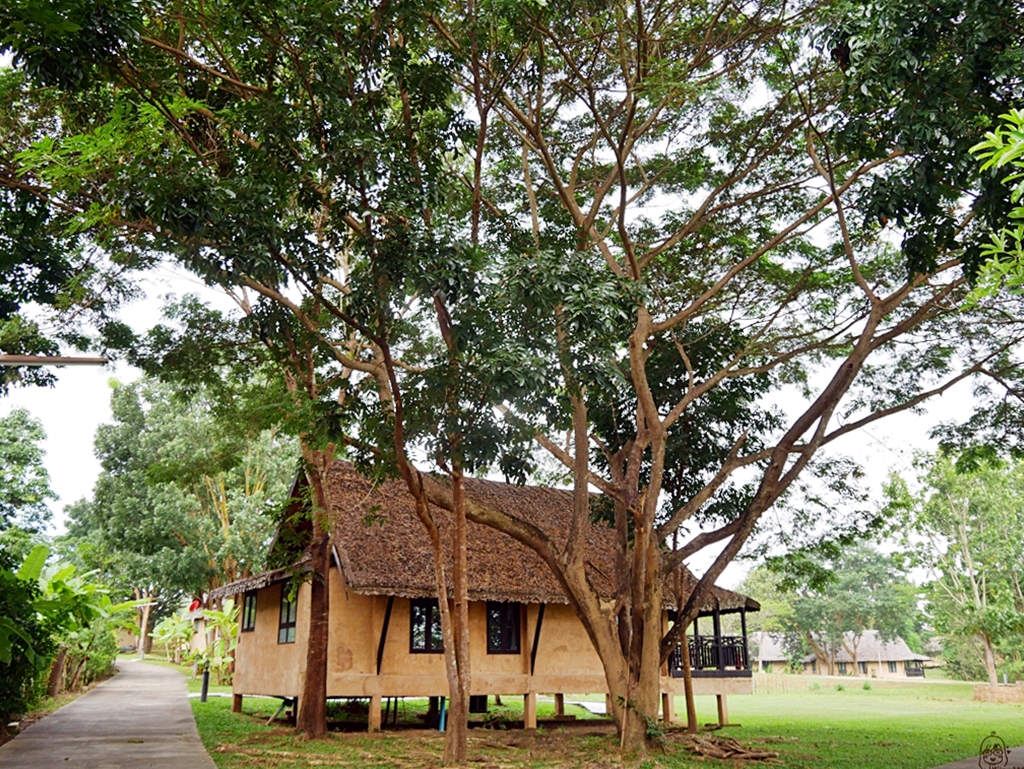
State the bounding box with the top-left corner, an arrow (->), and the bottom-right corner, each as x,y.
190,677 -> 1024,769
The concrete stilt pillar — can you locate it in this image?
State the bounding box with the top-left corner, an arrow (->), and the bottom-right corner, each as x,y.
554,693 -> 565,716
523,692 -> 537,729
369,694 -> 382,732
716,694 -> 728,726
662,692 -> 674,725
232,693 -> 243,713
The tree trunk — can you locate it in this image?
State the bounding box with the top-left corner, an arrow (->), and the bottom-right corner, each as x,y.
138,597 -> 152,661
443,468 -> 471,765
600,560 -> 664,754
47,646 -> 68,698
982,632 -> 999,686
297,453 -> 332,739
680,634 -> 698,734
68,658 -> 87,691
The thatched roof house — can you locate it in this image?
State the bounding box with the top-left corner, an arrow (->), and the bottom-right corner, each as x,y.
213,461 -> 761,730
755,630 -> 931,677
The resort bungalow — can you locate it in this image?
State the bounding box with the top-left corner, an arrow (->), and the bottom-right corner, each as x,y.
212,461 -> 760,731
757,631 -> 930,677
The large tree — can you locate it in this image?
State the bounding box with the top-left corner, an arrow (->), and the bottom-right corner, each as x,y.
885,455 -> 1024,685
3,0 -> 1024,754
0,408 -> 56,536
767,545 -> 919,675
62,376 -> 296,650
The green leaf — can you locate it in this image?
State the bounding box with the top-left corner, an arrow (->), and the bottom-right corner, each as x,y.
16,544 -> 48,582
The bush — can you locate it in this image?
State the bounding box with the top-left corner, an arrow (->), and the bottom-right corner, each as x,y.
63,619 -> 119,690
835,683 -> 846,691
863,681 -> 872,690
0,548 -> 56,740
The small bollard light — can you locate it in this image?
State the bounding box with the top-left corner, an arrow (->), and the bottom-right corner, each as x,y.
201,663 -> 210,702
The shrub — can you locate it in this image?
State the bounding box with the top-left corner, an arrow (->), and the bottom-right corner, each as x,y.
835,683 -> 846,691
863,681 -> 872,690
0,548 -> 56,741
63,619 -> 119,690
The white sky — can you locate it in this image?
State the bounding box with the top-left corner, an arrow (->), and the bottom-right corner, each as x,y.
2,264 -> 237,530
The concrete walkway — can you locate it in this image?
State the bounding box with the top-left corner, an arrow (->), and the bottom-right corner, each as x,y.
932,744 -> 1023,769
0,659 -> 216,769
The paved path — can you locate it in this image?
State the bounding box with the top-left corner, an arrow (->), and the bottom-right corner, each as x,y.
0,659 -> 216,769
932,745 -> 1024,769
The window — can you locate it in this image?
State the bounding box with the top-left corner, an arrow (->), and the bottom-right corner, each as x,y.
241,591 -> 257,633
888,660 -> 897,673
410,598 -> 443,653
858,661 -> 868,675
837,661 -> 847,675
278,588 -> 297,644
809,660 -> 816,673
486,602 -> 521,654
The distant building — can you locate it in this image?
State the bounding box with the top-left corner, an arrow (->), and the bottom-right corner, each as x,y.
755,630 -> 930,677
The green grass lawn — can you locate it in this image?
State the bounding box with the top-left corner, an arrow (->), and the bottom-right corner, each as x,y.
676,677 -> 1024,768
188,674 -> 1024,768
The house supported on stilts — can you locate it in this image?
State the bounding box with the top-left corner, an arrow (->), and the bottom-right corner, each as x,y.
212,461 -> 759,731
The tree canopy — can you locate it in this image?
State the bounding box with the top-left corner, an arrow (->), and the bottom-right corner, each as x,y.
885,454 -> 1024,684
0,408 -> 56,536
62,376 -> 297,605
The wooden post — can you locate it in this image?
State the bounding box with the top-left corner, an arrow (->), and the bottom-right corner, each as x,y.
740,608 -> 749,669
369,694 -> 382,732
523,692 -> 537,729
232,694 -> 243,713
554,693 -> 564,716
713,608 -> 722,670
662,692 -> 674,725
716,694 -> 728,726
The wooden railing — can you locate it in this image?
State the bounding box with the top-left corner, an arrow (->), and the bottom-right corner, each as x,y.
668,635 -> 751,678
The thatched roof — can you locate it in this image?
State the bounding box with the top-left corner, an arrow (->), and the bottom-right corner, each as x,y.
326,462 -> 756,612
210,559 -> 311,600
214,461 -> 758,614
756,631 -> 930,663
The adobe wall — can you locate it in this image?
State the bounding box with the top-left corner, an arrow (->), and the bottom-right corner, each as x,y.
233,567 -> 751,699
796,659 -> 914,678
234,581 -> 309,697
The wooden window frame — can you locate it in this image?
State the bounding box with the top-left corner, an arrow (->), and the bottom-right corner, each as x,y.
888,660 -> 897,673
858,661 -> 868,675
278,588 -> 297,644
241,591 -> 257,633
837,661 -> 847,675
486,601 -> 521,654
410,598 -> 443,653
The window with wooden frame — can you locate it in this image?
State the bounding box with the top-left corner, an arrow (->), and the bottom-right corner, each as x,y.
486,602 -> 521,654
410,598 -> 443,653
888,660 -> 897,673
837,661 -> 847,675
278,588 -> 297,644
241,591 -> 257,633
858,661 -> 867,675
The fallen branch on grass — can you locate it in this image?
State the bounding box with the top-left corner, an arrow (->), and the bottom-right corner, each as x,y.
676,733 -> 780,761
